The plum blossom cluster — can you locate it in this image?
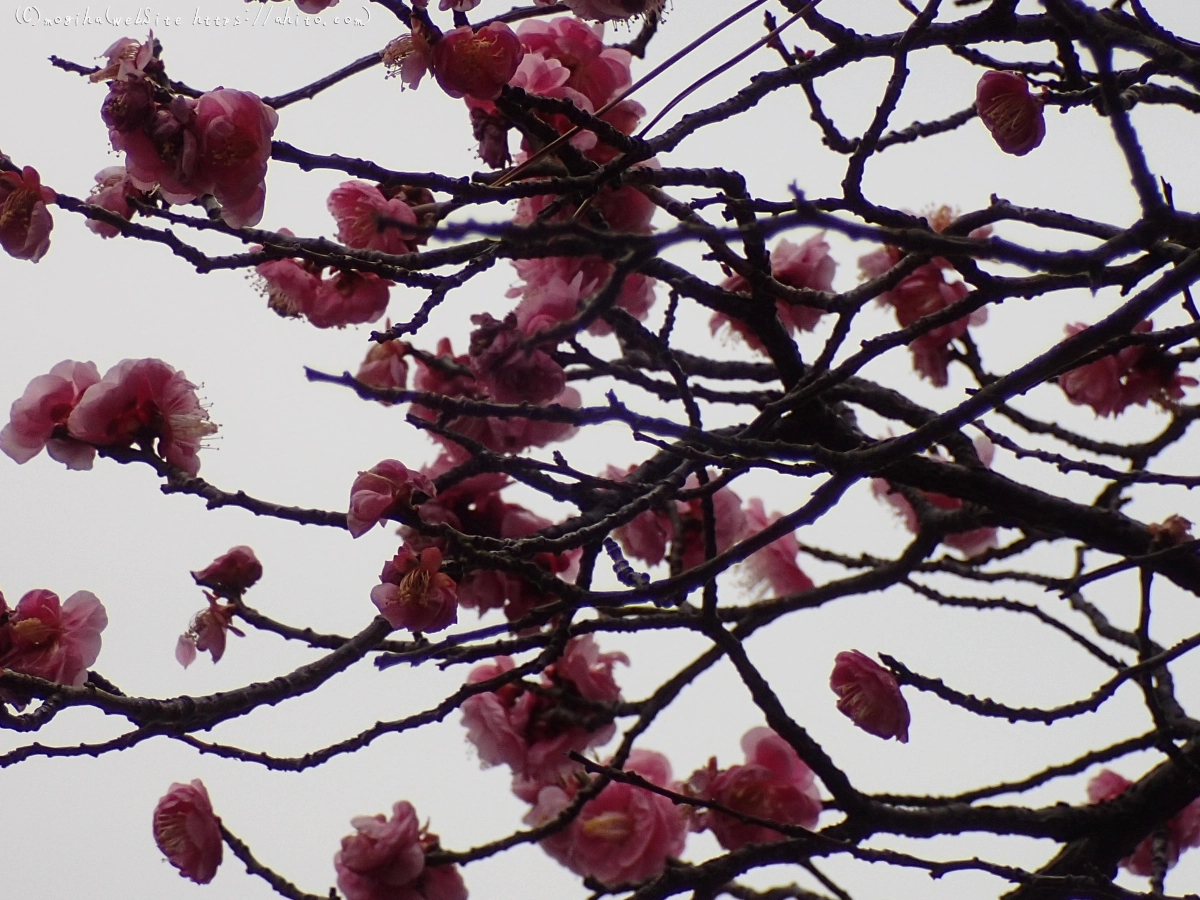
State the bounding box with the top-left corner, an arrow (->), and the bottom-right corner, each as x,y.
175,546 -> 261,668
1,357 -> 216,475
97,35 -> 277,227
1087,769 -> 1200,876
334,800 -> 466,900
0,587 -> 108,708
1058,319 -> 1196,416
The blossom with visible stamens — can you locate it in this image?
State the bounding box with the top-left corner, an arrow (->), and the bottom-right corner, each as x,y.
371,546 -> 458,633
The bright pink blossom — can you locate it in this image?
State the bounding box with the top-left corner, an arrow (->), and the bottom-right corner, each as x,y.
432,23 -> 524,101
306,270 -> 392,329
1087,769 -> 1200,876
1059,320 -> 1195,417
0,166 -> 55,262
976,71 -> 1045,156
0,589 -> 108,694
526,749 -> 688,886
741,499 -> 814,597
688,727 -> 822,850
830,651 -> 910,742
517,17 -> 632,110
335,801 -> 467,900
153,780 -> 223,884
191,546 -> 263,596
66,358 -> 217,476
327,181 -> 420,255
0,359 -> 101,469
348,459 -> 436,538
193,88 -> 278,227
371,546 -> 458,633
176,593 -> 244,668
711,235 -> 836,350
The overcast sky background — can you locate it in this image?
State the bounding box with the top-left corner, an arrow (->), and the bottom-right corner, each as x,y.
3,1 -> 1200,898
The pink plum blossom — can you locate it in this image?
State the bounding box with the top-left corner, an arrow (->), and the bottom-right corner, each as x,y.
0,359 -> 101,469
976,71 -> 1045,156
85,166 -> 144,238
176,593 -> 244,668
468,313 -> 566,406
1059,320 -> 1195,416
371,546 -> 458,634
347,459 -> 436,538
526,749 -> 688,886
830,651 -> 910,742
432,23 -> 524,101
711,235 -> 836,350
688,727 -> 822,850
152,780 -> 223,884
191,546 -> 263,596
517,17 -> 632,110
91,33 -> 157,83
66,357 -> 217,476
327,181 -> 420,255
193,88 -> 278,227
0,166 -> 55,262
0,589 -> 108,699
741,499 -> 814,597
335,801 -> 467,900
356,330 -> 409,399
1087,769 -> 1200,876
306,270 -> 392,329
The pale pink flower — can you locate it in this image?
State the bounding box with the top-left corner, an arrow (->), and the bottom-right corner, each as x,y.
67,358 -> 217,476
976,71 -> 1045,156
306,270 -> 391,329
517,17 -> 632,110
830,651 -> 910,742
1087,769 -> 1200,876
153,780 -> 223,884
327,181 -> 419,255
91,33 -> 156,83
711,235 -> 836,350
511,257 -> 657,337
193,89 -> 278,227
0,589 -> 108,691
85,166 -> 142,238
1,359 -> 101,469
175,593 -> 244,668
371,546 -> 458,633
432,23 -> 524,101
0,166 -> 55,262
1059,320 -> 1195,416
191,546 -> 263,596
468,313 -> 565,406
741,498 -> 814,597
527,749 -> 688,886
688,727 -> 822,850
347,459 -> 436,538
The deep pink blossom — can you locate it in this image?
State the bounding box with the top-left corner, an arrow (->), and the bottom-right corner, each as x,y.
356,330 -> 409,399
66,358 -> 217,476
830,651 -> 910,742
468,313 -> 566,406
976,71 -> 1045,156
1,359 -> 101,469
327,181 -> 420,255
193,89 -> 278,227
432,23 -> 524,101
711,235 -> 836,350
511,256 -> 657,337
1059,320 -> 1195,417
304,270 -> 392,329
153,780 -> 223,884
85,166 -> 143,238
741,499 -> 814,597
371,546 -> 458,633
1087,769 -> 1200,875
0,589 -> 108,694
517,17 -> 633,110
335,801 -> 467,900
176,593 -> 244,668
526,749 -> 688,886
191,546 -> 263,596
0,166 -> 55,262
348,459 -> 436,538
688,727 -> 822,850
